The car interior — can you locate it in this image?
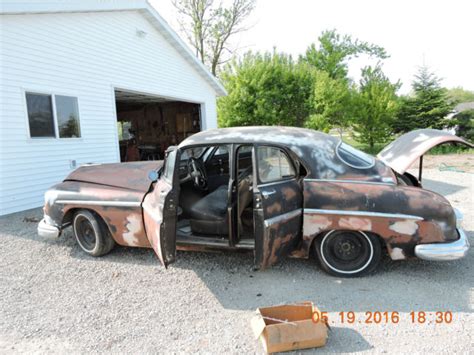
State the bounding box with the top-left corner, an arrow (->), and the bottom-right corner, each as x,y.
175,144 -> 255,248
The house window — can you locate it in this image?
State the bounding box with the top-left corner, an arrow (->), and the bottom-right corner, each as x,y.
25,93 -> 55,137
56,95 -> 81,138
25,92 -> 81,138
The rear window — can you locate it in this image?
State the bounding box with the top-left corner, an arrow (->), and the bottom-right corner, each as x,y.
336,142 -> 375,169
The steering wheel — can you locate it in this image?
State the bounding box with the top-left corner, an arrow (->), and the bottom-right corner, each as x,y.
186,157 -> 208,190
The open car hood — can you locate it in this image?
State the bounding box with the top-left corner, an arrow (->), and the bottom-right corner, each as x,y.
377,129 -> 473,174
65,161 -> 163,193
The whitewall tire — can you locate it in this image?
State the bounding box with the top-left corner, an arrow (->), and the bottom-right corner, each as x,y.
314,230 -> 381,277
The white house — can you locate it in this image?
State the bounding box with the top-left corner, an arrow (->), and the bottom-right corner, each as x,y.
0,0 -> 226,216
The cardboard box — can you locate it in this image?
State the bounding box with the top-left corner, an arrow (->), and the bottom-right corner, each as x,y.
251,302 -> 328,353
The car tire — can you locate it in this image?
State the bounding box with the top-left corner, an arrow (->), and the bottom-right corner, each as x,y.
314,230 -> 381,277
72,209 -> 115,257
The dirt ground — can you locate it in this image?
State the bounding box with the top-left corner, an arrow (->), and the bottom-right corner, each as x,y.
0,166 -> 473,353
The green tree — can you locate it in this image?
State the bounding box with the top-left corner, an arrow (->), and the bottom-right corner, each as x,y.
306,70 -> 353,135
454,109 -> 474,141
301,29 -> 388,80
218,51 -> 315,127
394,66 -> 454,132
352,66 -> 400,149
301,29 -> 389,135
446,87 -> 474,104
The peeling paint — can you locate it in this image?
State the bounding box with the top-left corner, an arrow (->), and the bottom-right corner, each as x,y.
122,214 -> 142,246
389,220 -> 419,235
390,247 -> 406,260
339,217 -> 372,231
303,215 -> 332,236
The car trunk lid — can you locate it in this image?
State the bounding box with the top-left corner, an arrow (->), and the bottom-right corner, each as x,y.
377,129 -> 473,174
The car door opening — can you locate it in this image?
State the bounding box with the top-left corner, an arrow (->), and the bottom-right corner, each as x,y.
115,89 -> 201,162
174,144 -> 256,250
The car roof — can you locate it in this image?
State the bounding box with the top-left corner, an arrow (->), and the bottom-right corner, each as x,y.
179,126 -> 393,182
178,126 -> 338,149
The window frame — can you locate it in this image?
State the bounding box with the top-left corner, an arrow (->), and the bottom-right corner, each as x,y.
23,89 -> 82,140
255,144 -> 297,185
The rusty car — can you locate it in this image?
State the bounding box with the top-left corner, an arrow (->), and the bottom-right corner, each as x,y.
38,127 -> 472,277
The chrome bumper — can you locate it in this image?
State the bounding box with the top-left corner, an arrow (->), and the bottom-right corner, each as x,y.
37,218 -> 60,238
415,228 -> 470,261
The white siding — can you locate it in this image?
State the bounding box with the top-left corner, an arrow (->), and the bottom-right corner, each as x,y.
0,10 -> 218,215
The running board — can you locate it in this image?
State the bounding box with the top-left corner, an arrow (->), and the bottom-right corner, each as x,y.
176,235 -> 254,250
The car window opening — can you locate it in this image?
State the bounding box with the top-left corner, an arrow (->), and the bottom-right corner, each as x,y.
257,146 -> 296,183
336,141 -> 375,169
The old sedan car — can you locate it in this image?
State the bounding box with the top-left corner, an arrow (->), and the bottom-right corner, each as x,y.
38,127 -> 472,277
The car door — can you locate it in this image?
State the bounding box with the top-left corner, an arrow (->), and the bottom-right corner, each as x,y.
253,145 -> 303,269
142,148 -> 179,267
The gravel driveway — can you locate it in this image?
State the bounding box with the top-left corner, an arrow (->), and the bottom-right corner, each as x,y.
1,167 -> 473,353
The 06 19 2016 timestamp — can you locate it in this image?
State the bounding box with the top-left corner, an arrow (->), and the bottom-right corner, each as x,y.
311,311 -> 453,325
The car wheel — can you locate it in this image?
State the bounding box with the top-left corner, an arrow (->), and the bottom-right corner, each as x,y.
72,210 -> 115,256
314,230 -> 381,277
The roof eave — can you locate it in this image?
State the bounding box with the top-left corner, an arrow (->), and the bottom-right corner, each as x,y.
142,4 -> 227,97
0,0 -> 146,15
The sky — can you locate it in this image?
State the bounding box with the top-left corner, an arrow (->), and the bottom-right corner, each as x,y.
150,0 -> 474,94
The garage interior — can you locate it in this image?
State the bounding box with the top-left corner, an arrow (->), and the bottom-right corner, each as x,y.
115,89 -> 202,162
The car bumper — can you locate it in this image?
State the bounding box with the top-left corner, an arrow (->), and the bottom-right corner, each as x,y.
415,228 -> 470,261
37,218 -> 60,238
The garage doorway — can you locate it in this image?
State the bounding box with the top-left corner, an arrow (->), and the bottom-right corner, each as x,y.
114,89 -> 202,162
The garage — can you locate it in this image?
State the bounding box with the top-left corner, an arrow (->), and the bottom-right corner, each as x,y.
115,89 -> 202,162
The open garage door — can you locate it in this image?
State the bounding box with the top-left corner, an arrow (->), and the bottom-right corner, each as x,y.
114,89 -> 202,162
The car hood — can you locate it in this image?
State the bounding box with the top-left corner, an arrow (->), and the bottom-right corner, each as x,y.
377,129 -> 473,174
64,161 -> 163,193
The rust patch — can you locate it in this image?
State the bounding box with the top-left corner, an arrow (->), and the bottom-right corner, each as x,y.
281,186 -> 297,200
266,202 -> 282,215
